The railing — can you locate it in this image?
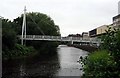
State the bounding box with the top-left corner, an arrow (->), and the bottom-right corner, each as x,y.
26,35 -> 61,39
18,35 -> 101,43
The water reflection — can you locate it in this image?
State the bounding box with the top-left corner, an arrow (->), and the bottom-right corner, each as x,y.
55,45 -> 88,76
3,45 -> 88,78
3,53 -> 60,78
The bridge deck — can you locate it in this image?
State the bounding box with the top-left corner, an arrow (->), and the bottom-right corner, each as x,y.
18,35 -> 101,43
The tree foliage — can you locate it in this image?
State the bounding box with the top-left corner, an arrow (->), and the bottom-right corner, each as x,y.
13,12 -> 60,54
2,12 -> 61,60
101,27 -> 120,76
13,12 -> 60,36
101,27 -> 120,53
80,50 -> 116,78
80,27 -> 120,77
2,19 -> 16,50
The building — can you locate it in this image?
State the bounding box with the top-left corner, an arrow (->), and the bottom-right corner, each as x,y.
112,1 -> 120,29
113,14 -> 120,29
118,1 -> 120,14
89,24 -> 113,37
97,25 -> 108,35
89,1 -> 120,37
89,29 -> 97,37
82,32 -> 89,39
97,24 -> 114,35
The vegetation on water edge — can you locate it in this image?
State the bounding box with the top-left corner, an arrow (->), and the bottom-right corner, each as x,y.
68,44 -> 98,52
3,44 -> 36,60
80,50 -> 116,78
80,27 -> 120,78
2,12 -> 60,60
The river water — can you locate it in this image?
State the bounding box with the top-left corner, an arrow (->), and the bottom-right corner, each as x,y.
3,45 -> 88,78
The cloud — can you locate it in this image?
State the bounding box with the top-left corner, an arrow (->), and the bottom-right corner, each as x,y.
0,0 -> 120,36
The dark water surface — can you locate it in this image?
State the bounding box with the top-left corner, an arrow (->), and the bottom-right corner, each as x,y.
3,45 -> 88,78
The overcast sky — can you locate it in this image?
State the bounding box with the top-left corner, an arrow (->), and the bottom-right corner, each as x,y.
0,0 -> 120,36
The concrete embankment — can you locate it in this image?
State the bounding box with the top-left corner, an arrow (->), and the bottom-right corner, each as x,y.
68,44 -> 98,52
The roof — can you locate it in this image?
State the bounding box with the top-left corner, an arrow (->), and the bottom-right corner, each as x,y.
113,14 -> 120,20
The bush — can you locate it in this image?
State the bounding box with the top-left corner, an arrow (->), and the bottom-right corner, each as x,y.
2,44 -> 36,60
80,50 -> 117,78
79,27 -> 120,78
100,27 -> 120,75
26,41 -> 59,56
101,28 -> 120,58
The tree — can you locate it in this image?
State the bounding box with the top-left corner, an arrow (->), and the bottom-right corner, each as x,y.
2,18 -> 36,60
13,12 -> 61,54
13,12 -> 60,36
80,27 -> 120,78
80,50 -> 116,78
100,27 -> 120,76
2,12 -> 61,60
2,19 -> 16,50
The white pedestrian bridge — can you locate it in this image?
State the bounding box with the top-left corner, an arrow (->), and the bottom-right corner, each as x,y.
18,35 -> 101,44
19,7 -> 101,46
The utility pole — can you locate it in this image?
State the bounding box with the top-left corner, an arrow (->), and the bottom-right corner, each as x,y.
21,6 -> 27,45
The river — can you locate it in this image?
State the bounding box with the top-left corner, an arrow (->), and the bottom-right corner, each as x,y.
3,45 -> 88,78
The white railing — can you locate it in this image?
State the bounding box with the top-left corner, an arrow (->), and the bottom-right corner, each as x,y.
18,35 -> 101,43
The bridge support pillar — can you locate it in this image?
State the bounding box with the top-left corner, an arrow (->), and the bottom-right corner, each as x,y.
71,41 -> 73,44
21,6 -> 27,45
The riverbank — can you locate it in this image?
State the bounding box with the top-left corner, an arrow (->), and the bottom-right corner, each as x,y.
3,50 -> 38,61
3,43 -> 58,61
68,44 -> 98,52
3,45 -> 88,77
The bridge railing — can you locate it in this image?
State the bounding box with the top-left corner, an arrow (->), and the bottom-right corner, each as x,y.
18,35 -> 101,43
90,38 -> 101,43
25,35 -> 61,40
61,37 -> 71,41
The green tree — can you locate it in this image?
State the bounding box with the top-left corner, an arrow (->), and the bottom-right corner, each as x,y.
13,12 -> 60,36
80,27 -> 120,78
101,27 -> 120,76
2,19 -> 17,50
2,12 -> 61,60
13,12 -> 61,55
80,50 -> 116,78
2,18 -> 36,60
